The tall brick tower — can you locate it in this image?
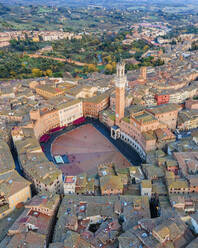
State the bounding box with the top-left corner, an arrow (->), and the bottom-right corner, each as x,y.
140,66 -> 147,81
115,61 -> 127,126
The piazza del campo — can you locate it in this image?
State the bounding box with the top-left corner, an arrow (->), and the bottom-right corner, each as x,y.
1,1 -> 198,248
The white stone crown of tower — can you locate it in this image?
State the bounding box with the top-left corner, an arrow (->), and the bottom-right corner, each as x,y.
114,61 -> 127,88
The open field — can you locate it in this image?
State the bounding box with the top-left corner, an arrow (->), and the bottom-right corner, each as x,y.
51,124 -> 131,176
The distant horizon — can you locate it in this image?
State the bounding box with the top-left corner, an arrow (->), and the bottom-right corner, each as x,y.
0,0 -> 197,7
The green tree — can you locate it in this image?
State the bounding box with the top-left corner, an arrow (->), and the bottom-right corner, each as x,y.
32,68 -> 43,77
105,64 -> 113,74
45,69 -> 53,77
87,64 -> 98,73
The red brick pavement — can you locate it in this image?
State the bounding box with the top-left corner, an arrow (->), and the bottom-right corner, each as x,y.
51,124 -> 131,176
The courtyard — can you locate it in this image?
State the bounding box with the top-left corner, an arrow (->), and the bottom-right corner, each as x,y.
51,124 -> 132,176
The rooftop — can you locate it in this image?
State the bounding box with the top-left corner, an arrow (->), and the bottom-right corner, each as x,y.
36,85 -> 64,95
185,237 -> 198,248
6,231 -> 46,248
0,141 -> 15,176
141,180 -> 152,188
65,176 -> 77,184
0,170 -> 31,198
55,98 -> 81,110
100,175 -> 123,191
132,110 -> 157,124
147,103 -> 181,115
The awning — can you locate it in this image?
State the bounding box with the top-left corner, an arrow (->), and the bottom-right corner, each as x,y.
39,134 -> 50,143
49,126 -> 63,133
73,117 -> 85,125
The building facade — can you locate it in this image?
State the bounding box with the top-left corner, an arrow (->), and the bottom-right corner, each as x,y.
58,99 -> 83,127
83,91 -> 110,118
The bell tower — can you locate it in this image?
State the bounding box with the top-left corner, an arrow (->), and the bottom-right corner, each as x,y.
140,66 -> 147,81
115,62 -> 127,126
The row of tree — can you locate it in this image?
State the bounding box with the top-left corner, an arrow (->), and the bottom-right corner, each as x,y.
10,38 -> 42,52
0,50 -> 76,79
